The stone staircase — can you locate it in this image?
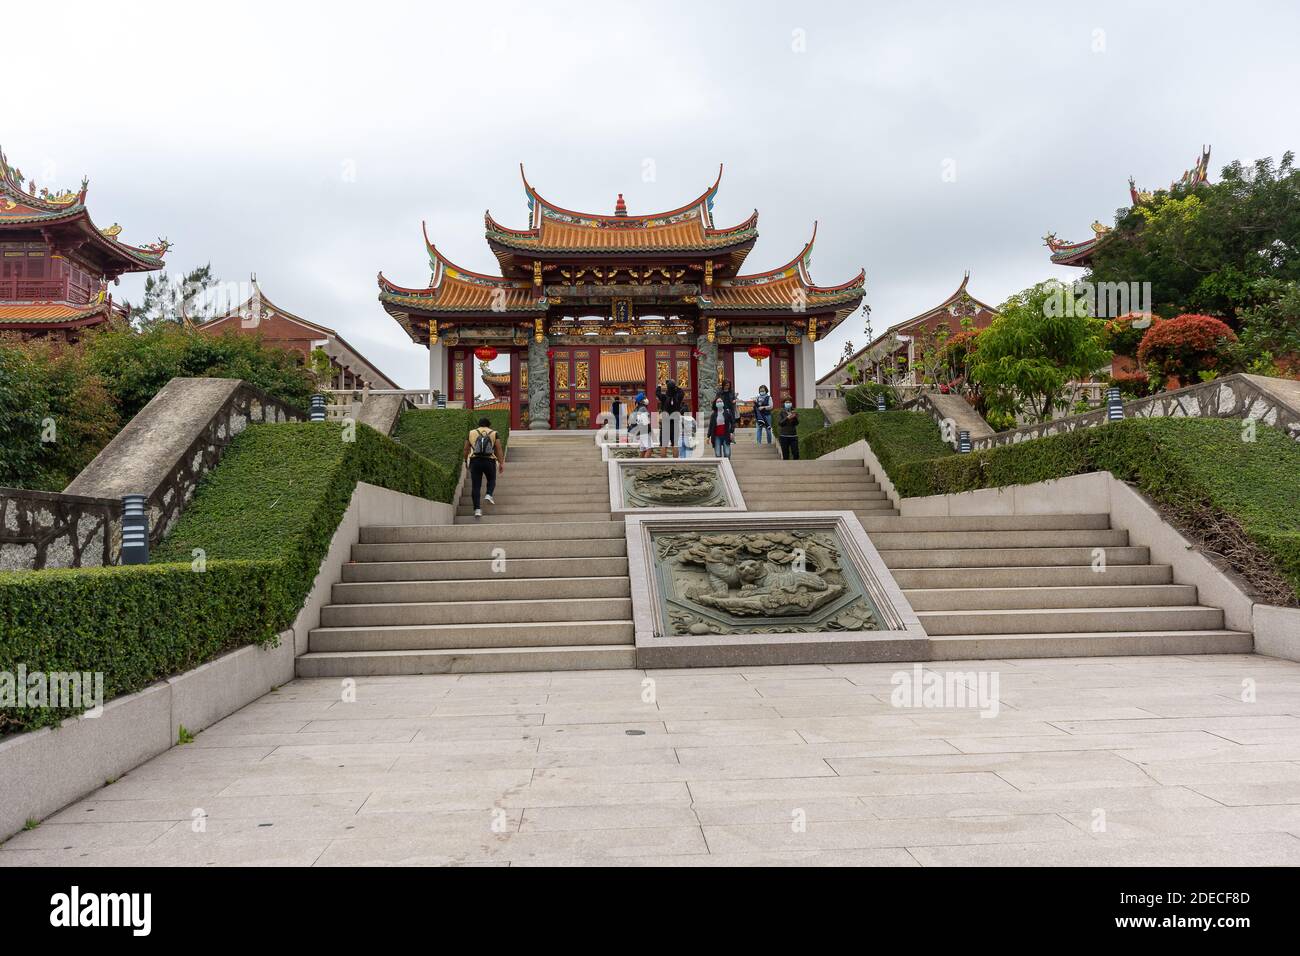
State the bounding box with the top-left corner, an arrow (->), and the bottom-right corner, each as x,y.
728,427 -> 1249,659
726,428 -> 899,520
859,512 -> 1253,659
296,424 -> 1252,677
296,432 -> 635,676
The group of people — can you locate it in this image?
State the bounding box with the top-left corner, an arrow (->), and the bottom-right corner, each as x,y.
462,379 -> 805,519
629,378 -> 802,461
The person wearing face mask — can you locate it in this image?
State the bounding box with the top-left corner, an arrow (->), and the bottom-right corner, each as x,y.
713,379 -> 736,414
753,384 -> 773,445
777,396 -> 800,460
706,396 -> 735,458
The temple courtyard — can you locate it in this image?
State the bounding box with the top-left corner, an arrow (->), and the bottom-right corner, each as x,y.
4,654 -> 1300,866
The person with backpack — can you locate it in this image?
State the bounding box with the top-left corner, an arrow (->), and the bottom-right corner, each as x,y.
462,417 -> 505,518
753,384 -> 773,444
777,398 -> 800,460
656,378 -> 685,454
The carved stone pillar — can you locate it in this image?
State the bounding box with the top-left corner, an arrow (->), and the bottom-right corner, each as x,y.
527,336 -> 551,429
695,334 -> 717,416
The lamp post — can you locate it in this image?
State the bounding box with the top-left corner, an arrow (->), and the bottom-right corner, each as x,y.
309,394 -> 327,421
1106,387 -> 1124,422
876,394 -> 886,413
958,430 -> 972,453
121,494 -> 149,565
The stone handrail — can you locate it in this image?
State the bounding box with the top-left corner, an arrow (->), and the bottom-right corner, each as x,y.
902,391 -> 996,448
0,488 -> 123,571
970,373 -> 1300,450
64,378 -> 305,550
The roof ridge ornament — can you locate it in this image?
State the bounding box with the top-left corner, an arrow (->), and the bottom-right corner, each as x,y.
615,193 -> 627,217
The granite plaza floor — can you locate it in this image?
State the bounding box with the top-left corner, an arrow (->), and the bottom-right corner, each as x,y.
5,653 -> 1300,867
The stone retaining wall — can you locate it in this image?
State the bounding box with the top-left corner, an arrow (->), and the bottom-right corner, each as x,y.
66,378 -> 304,548
970,373 -> 1300,450
0,488 -> 122,571
1,378 -> 304,570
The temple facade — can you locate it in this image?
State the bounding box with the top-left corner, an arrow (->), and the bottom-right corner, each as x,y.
0,145 -> 168,341
199,278 -> 400,391
378,166 -> 864,429
817,274 -> 997,392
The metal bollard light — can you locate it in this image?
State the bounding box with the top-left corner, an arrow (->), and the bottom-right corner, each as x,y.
958,429 -> 972,453
1107,386 -> 1124,422
309,394 -> 327,421
121,494 -> 149,565
876,394 -> 886,413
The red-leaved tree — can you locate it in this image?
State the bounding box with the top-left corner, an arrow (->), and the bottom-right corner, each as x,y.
1137,314 -> 1238,387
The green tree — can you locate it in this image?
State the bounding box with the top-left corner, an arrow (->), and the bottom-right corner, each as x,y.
970,281 -> 1110,423
1086,152 -> 1300,319
121,263 -> 218,328
84,324 -> 314,419
0,341 -> 121,490
1228,278 -> 1300,376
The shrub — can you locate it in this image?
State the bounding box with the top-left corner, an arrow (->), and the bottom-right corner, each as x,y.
1107,369 -> 1156,398
83,324 -> 313,419
792,405 -> 824,452
391,407 -> 511,497
803,411 -> 954,478
0,341 -> 121,491
1,422 -> 442,736
896,418 -> 1300,604
1137,314 -> 1238,385
1103,312 -> 1162,358
844,382 -> 898,413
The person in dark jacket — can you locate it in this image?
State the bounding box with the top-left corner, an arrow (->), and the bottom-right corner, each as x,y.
706,398 -> 736,458
753,384 -> 773,444
656,379 -> 685,454
777,397 -> 800,460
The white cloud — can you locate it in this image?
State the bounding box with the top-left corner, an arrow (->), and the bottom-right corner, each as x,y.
7,0 -> 1299,388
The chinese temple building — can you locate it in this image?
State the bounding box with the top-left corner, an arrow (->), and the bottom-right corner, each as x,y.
200,278 -> 400,390
378,166 -> 865,429
1044,146 -> 1212,268
817,274 -> 997,392
0,146 -> 168,341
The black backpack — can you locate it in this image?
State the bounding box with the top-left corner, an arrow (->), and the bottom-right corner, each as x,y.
471,429 -> 496,458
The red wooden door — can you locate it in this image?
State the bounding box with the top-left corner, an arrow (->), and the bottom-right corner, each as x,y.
550,346 -> 598,429
769,345 -> 796,406
647,345 -> 695,413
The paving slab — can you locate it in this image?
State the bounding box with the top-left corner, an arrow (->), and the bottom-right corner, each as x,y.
8,654 -> 1300,866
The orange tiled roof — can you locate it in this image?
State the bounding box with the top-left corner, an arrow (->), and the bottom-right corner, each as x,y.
598,349 -> 645,383
485,165 -> 757,254
378,233 -> 544,316
706,226 -> 864,313
0,302 -> 110,323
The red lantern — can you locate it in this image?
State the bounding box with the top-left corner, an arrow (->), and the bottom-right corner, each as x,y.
473,346 -> 499,363
748,344 -> 772,366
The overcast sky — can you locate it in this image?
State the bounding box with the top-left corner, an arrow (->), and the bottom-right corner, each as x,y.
8,0 -> 1300,389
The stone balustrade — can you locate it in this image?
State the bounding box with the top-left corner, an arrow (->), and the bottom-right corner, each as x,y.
1,378 -> 305,571
0,488 -> 122,571
969,373 -> 1300,450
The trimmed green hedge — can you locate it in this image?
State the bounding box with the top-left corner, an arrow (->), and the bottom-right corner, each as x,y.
803,411 -> 955,475
792,405 -> 825,453
0,422 -> 441,736
896,418 -> 1300,603
392,407 -> 511,498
